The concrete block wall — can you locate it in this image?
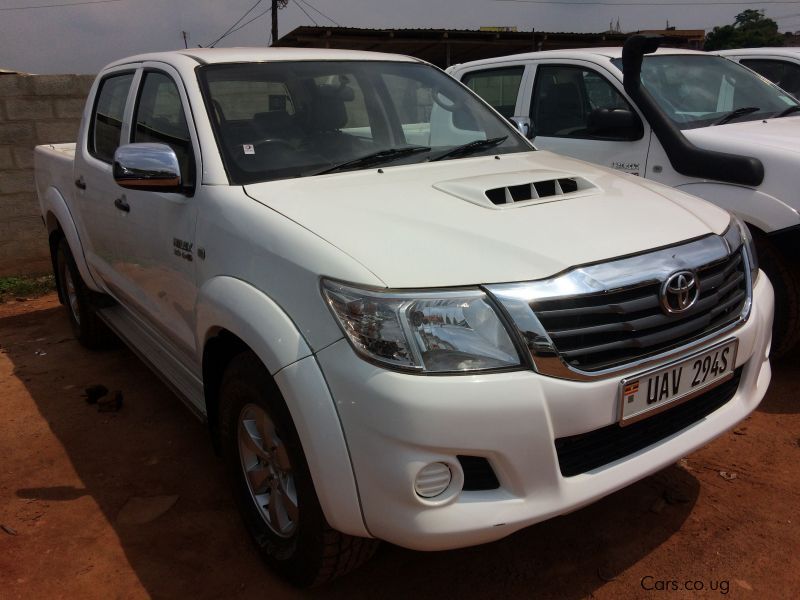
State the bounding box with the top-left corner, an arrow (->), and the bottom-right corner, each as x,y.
0,73 -> 95,276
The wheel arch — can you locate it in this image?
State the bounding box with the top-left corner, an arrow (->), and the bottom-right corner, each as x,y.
674,182 -> 800,234
40,186 -> 100,292
197,278 -> 368,537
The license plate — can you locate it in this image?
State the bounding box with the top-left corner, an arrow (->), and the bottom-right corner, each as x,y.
618,339 -> 738,425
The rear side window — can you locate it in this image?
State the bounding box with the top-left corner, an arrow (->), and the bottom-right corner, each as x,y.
90,73 -> 134,163
461,67 -> 524,118
741,59 -> 800,97
132,71 -> 194,188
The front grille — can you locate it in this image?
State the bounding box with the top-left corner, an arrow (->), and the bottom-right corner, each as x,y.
554,367 -> 742,477
531,250 -> 748,371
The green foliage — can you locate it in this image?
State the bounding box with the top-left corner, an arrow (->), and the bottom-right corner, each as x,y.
0,274 -> 56,303
704,9 -> 785,51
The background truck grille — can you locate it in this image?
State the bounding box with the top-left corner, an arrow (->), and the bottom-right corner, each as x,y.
554,367 -> 742,477
530,250 -> 747,372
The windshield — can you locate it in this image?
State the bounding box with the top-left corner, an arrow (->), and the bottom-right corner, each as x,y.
611,55 -> 800,129
197,60 -> 528,184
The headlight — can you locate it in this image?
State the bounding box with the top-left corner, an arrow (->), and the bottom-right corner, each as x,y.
321,280 -> 522,373
728,214 -> 759,282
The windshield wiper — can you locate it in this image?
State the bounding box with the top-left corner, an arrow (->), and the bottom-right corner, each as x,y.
713,106 -> 760,126
310,146 -> 431,176
428,136 -> 508,162
774,105 -> 800,118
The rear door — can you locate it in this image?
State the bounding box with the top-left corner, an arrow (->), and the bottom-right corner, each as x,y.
526,60 -> 651,176
111,63 -> 201,363
73,67 -> 138,286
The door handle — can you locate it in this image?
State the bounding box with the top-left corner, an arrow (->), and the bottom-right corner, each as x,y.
74,177 -> 86,190
114,197 -> 130,213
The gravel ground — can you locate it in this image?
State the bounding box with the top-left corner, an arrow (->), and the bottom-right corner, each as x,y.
1,293 -> 798,599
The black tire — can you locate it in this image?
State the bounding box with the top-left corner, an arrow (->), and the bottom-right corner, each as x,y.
54,237 -> 114,350
219,352 -> 378,587
755,234 -> 800,359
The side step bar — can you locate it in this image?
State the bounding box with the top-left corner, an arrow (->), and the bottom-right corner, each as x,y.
97,305 -> 207,422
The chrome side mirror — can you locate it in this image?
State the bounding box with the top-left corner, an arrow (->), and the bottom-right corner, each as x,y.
508,117 -> 534,139
113,143 -> 182,192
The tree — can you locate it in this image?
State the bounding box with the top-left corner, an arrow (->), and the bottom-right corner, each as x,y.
704,9 -> 784,50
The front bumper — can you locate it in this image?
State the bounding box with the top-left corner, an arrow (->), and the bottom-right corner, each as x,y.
314,273 -> 774,551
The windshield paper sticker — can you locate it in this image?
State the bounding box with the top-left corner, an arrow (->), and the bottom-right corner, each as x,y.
243,144 -> 255,155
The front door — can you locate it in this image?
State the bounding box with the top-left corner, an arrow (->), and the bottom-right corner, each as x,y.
111,65 -> 200,365
527,61 -> 651,177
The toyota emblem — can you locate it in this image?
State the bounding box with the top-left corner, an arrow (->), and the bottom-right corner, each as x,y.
660,270 -> 699,315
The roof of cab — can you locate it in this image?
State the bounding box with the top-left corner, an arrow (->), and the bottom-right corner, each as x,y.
715,47 -> 800,57
449,46 -> 704,70
104,47 -> 421,70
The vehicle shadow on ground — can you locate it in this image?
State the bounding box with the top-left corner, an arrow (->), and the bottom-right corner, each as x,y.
2,302 -> 700,600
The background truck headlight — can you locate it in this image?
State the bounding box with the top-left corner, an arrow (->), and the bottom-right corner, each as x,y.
322,280 -> 522,373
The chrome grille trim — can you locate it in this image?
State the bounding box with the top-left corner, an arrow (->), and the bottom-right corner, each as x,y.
486,227 -> 753,381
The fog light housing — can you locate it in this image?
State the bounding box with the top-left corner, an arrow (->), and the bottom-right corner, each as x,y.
414,462 -> 452,498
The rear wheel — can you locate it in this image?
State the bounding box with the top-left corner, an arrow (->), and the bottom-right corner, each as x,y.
54,237 -> 113,349
219,352 -> 378,586
755,234 -> 800,358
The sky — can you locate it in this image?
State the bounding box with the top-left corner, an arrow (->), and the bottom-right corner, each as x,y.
1,0 -> 799,74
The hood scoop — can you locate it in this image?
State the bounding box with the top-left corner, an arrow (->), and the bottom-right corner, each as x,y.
433,169 -> 598,209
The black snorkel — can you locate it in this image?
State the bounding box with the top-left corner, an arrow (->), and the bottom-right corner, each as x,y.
622,34 -> 764,187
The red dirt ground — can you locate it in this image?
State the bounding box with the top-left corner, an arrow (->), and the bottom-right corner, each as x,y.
1,293 -> 798,599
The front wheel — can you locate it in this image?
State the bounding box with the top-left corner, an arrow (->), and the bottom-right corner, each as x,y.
219,352 -> 378,586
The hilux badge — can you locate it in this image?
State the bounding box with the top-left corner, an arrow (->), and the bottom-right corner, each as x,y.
660,270 -> 699,315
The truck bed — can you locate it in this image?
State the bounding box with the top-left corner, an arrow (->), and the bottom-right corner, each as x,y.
34,143 -> 76,219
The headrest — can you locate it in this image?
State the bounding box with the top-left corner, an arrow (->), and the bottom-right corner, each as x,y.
306,84 -> 354,131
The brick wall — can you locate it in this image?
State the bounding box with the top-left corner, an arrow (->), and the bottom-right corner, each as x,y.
0,73 -> 95,277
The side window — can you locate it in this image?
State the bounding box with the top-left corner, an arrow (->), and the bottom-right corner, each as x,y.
90,73 -> 134,163
531,64 -> 641,140
461,67 -> 524,118
132,71 -> 194,187
741,59 -> 800,97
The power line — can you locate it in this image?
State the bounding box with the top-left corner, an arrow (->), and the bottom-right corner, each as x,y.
494,0 -> 800,5
0,0 -> 122,11
292,0 -> 319,25
224,6 -> 273,39
297,0 -> 340,26
207,0 -> 263,47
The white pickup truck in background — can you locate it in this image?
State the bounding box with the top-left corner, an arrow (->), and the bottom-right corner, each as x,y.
714,47 -> 800,98
34,47 -> 773,586
448,35 -> 800,357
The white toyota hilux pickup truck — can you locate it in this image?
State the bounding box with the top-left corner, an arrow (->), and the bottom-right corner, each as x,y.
448,35 -> 800,356
34,47 -> 773,586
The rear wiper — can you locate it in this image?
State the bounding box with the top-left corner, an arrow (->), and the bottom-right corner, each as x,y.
310,146 -> 431,176
713,106 -> 760,126
774,105 -> 800,118
428,136 -> 508,162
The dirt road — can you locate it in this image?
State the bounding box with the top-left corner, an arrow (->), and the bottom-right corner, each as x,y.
1,294 -> 798,599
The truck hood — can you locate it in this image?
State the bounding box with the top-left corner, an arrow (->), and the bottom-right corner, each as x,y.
244,151 -> 730,288
685,117 -> 800,207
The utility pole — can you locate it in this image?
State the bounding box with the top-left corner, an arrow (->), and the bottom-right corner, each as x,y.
271,0 -> 278,46
270,0 -> 288,47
